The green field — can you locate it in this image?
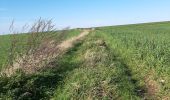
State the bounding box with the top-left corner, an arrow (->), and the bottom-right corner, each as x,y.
94,22 -> 170,99
0,22 -> 170,99
0,34 -> 28,69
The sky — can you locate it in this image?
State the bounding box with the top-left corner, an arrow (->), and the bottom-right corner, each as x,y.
0,0 -> 170,34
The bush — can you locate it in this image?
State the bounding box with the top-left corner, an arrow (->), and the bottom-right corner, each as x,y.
0,69 -> 63,100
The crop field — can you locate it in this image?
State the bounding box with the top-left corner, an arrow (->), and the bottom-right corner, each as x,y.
0,22 -> 170,99
95,22 -> 170,99
0,34 -> 28,70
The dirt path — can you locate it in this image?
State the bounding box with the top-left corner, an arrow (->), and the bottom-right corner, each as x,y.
1,30 -> 90,76
58,30 -> 90,50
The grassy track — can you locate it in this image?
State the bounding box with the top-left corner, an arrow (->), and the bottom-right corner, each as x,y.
53,31 -> 143,99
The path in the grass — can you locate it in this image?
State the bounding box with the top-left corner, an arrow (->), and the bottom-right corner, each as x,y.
1,30 -> 90,76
